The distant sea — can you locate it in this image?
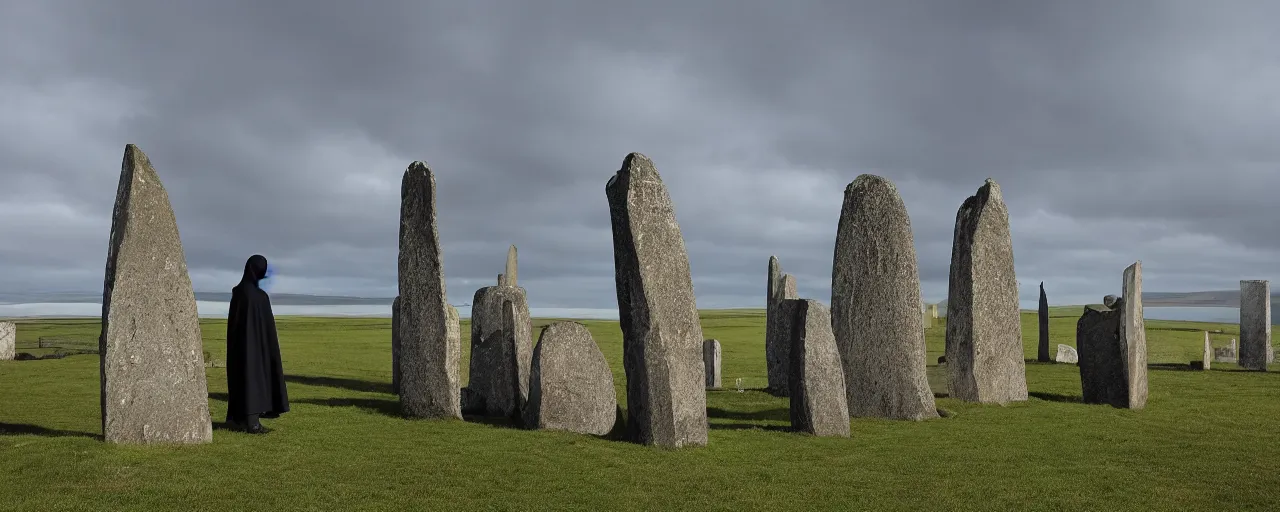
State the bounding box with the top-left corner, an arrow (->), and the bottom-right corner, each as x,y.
0,301 -> 1259,324
0,301 -> 620,320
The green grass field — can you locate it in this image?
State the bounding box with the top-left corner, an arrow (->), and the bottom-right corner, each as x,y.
2,308 -> 1278,511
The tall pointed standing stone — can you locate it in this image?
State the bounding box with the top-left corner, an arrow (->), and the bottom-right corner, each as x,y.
786,299 -> 850,437
944,179 -> 1028,404
1202,331 -> 1212,371
1038,283 -> 1050,362
831,175 -> 938,420
99,144 -> 211,444
504,245 -> 519,286
1077,262 -> 1147,409
1239,280 -> 1271,371
391,296 -> 402,394
398,161 -> 461,419
606,153 -> 708,447
766,257 -> 799,396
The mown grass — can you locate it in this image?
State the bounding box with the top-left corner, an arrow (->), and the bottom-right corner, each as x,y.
1,309 -> 1278,511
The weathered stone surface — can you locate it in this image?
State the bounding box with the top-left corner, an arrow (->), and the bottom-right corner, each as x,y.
1202,331 -> 1212,371
99,144 -> 212,444
831,174 -> 938,420
468,284 -> 532,417
0,322 -> 14,361
391,296 -> 402,394
523,321 -> 617,435
944,179 -> 1028,404
606,153 -> 708,447
1103,295 -> 1119,308
398,161 -> 461,419
703,339 -> 722,389
785,299 -> 850,437
1239,280 -> 1271,371
497,274 -> 504,286
1055,344 -> 1078,364
1038,283 -> 1051,362
504,245 -> 518,287
1076,262 -> 1146,409
765,257 -> 799,396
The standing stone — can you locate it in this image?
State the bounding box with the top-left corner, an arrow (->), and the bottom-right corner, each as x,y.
944,179 -> 1028,404
703,339 -> 722,389
99,144 -> 211,444
1239,280 -> 1271,371
929,304 -> 939,319
606,152 -> 708,447
785,299 -> 850,437
766,257 -> 800,396
504,245 -> 519,286
398,161 -> 461,419
1103,295 -> 1119,308
921,302 -> 934,329
1055,344 -> 1078,364
1076,262 -> 1147,409
1038,283 -> 1051,362
1231,338 -> 1238,358
391,296 -> 402,394
469,283 -> 532,417
1202,331 -> 1212,371
0,322 -> 14,361
497,274 -> 504,286
831,174 -> 938,420
523,321 -> 617,435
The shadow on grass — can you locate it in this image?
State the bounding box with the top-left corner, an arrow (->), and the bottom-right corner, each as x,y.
1148,363 -> 1199,372
1028,392 -> 1083,403
209,392 -> 229,403
709,422 -> 791,432
285,375 -> 392,394
0,423 -> 100,440
706,407 -> 789,422
293,397 -> 401,417
462,414 -> 526,431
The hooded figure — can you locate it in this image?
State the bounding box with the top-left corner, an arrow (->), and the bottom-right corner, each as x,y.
226,254 -> 289,433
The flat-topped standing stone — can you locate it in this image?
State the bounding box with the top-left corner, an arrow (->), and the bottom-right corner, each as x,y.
398,161 -> 461,419
468,283 -> 532,417
831,174 -> 938,420
523,321 -> 617,435
704,339 -> 722,389
1202,331 -> 1212,371
929,304 -> 939,319
766,257 -> 799,396
606,152 -> 708,447
1077,262 -> 1147,409
391,296 -> 402,394
944,179 -> 1028,404
785,299 -> 850,437
1239,280 -> 1271,371
1038,283 -> 1050,362
0,322 -> 14,360
1055,344 -> 1078,364
921,302 -> 934,329
99,144 -> 211,444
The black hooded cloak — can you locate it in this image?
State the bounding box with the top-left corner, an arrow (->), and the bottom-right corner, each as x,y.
226,254 -> 290,423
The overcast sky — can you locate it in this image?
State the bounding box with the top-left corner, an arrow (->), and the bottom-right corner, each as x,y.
1,0 -> 1277,310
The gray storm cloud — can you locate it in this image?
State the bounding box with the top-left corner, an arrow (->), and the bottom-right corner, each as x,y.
0,0 -> 1276,309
